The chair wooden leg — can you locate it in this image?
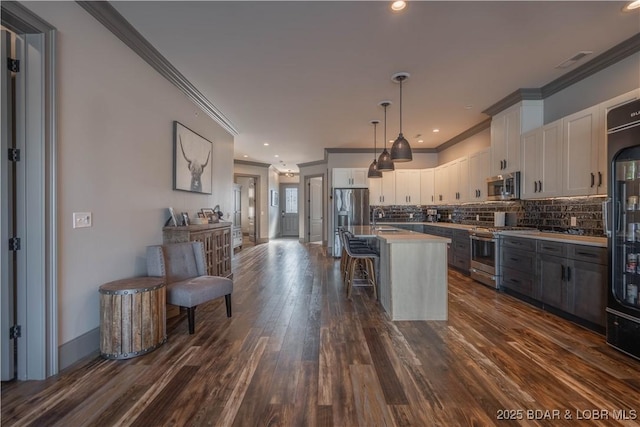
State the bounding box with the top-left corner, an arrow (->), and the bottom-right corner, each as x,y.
366,258 -> 378,300
347,257 -> 359,300
225,294 -> 232,317
187,306 -> 196,334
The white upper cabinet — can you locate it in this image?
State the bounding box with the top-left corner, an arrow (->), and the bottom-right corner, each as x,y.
469,148 -> 490,201
450,156 -> 469,203
420,169 -> 435,205
434,164 -> 450,205
491,101 -> 543,176
395,170 -> 421,205
333,168 -> 368,188
562,105 -> 601,196
368,172 -> 396,205
521,120 -> 562,199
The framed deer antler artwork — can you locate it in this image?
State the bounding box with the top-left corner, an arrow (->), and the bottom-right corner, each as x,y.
173,121 -> 213,194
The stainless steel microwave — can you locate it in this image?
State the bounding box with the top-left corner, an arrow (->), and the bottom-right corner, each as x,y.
487,172 -> 520,201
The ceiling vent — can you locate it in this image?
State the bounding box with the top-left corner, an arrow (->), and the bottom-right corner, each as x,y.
555,51 -> 593,69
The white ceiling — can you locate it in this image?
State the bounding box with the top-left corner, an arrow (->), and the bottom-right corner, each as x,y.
111,1 -> 640,173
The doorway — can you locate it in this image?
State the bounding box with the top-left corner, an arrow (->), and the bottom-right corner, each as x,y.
280,183 -> 299,238
234,175 -> 259,247
306,175 -> 324,243
1,3 -> 58,381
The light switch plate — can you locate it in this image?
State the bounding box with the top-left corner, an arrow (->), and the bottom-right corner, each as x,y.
570,216 -> 577,227
73,212 -> 92,228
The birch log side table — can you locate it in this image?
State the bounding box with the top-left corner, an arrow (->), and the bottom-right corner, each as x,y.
99,277 -> 167,359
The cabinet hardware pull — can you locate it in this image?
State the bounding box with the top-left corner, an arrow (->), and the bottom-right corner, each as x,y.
598,171 -> 602,187
504,159 -> 507,170
576,252 -> 596,257
567,266 -> 571,281
511,279 -> 521,284
534,181 -> 538,192
431,195 -> 434,202
538,181 -> 542,192
510,258 -> 519,261
590,173 -> 595,187
561,265 -> 565,280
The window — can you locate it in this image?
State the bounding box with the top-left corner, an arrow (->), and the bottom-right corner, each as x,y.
285,187 -> 298,213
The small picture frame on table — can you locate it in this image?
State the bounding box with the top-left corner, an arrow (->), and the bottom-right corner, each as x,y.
166,207 -> 178,227
181,212 -> 190,226
197,212 -> 205,219
201,208 -> 216,223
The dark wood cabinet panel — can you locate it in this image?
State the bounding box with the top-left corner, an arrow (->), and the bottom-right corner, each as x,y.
163,223 -> 233,279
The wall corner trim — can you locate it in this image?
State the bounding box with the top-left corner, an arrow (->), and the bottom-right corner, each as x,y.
436,118 -> 491,152
76,1 -> 238,136
234,159 -> 271,168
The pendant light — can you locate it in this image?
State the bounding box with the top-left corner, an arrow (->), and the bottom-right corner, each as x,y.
377,101 -> 395,172
367,120 -> 383,178
390,72 -> 413,162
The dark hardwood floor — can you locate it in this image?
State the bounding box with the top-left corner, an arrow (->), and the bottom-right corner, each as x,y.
3,240 -> 640,426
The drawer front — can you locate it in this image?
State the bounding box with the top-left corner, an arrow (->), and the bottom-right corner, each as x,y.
502,236 -> 536,252
452,253 -> 470,272
453,238 -> 470,253
501,267 -> 536,297
537,240 -> 566,257
502,248 -> 536,272
568,245 -> 607,265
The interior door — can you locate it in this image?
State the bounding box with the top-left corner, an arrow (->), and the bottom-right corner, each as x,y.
309,177 -> 322,242
280,184 -> 299,237
1,29 -> 16,381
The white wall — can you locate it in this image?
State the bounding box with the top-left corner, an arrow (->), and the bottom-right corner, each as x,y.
23,2 -> 235,352
438,128 -> 491,165
545,52 -> 640,123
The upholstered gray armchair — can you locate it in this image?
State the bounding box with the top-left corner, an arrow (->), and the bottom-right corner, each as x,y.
146,241 -> 233,334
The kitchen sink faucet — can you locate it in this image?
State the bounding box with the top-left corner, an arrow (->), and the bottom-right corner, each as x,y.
372,207 -> 385,228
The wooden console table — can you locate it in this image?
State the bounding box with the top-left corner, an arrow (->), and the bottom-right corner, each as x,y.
163,222 -> 233,278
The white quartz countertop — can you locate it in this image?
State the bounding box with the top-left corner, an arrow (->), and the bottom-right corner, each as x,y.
377,221 -> 476,231
378,222 -> 607,247
348,225 -> 451,244
499,230 -> 607,247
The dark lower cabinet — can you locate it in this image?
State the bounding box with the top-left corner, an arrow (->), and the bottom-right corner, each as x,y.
537,241 -> 607,329
538,253 -> 568,311
570,259 -> 607,326
501,237 -> 537,298
500,236 -> 607,332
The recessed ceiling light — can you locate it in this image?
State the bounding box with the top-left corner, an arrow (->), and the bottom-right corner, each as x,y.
274,154 -> 279,158
624,0 -> 640,11
418,139 -> 424,143
263,143 -> 269,146
243,155 -> 248,158
391,1 -> 407,12
464,104 -> 473,110
433,129 -> 440,133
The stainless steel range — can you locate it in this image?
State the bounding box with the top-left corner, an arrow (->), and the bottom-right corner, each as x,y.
469,227 -> 535,288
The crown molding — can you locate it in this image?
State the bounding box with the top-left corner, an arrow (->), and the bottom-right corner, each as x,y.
297,159 -> 327,168
482,89 -> 543,117
541,33 -> 640,98
436,118 -> 491,152
76,1 -> 238,136
324,147 -> 437,154
482,33 -> 640,117
234,159 -> 271,168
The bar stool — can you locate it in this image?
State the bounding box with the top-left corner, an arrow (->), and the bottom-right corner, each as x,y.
343,233 -> 378,300
338,229 -> 371,280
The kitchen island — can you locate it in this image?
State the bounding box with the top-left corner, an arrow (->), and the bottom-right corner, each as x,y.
349,225 -> 451,321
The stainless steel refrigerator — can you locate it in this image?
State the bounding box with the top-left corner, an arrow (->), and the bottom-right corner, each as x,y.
606,98 -> 640,360
333,188 -> 369,257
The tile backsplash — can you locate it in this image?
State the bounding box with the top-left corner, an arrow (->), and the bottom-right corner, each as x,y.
371,196 -> 607,236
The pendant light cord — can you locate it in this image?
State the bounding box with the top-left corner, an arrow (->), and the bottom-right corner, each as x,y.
373,122 -> 377,159
384,105 -> 387,148
399,79 -> 403,133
